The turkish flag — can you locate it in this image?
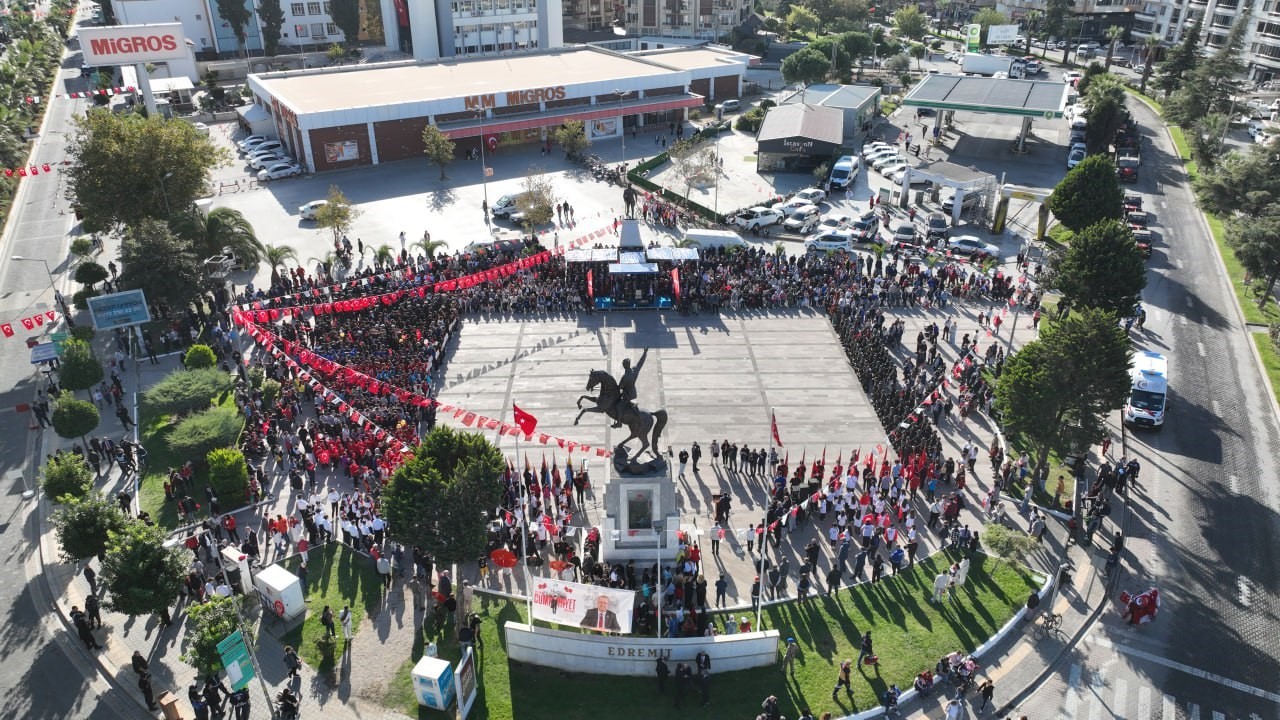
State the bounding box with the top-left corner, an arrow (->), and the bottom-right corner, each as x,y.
586,269 -> 594,300
513,403 -> 538,436
462,412 -> 477,426
0,324 -> 12,337
33,314 -> 44,327
671,268 -> 681,301
771,411 -> 784,447
21,317 -> 34,330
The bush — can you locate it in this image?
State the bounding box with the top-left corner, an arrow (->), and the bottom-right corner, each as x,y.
70,237 -> 94,257
261,378 -> 282,407
73,261 -> 109,287
51,392 -> 101,443
41,453 -> 95,502
247,366 -> 266,390
142,368 -> 234,417
206,447 -> 249,503
734,106 -> 767,133
983,522 -> 1038,562
813,161 -> 832,182
72,288 -> 101,311
70,325 -> 97,343
184,344 -> 217,369
167,406 -> 243,460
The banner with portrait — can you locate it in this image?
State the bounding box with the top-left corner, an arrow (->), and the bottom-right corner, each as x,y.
530,578 -> 636,634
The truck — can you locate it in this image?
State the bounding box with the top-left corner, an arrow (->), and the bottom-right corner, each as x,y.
1124,351 -> 1168,428
961,53 -> 1024,78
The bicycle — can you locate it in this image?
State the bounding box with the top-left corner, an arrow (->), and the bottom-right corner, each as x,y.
1032,610 -> 1063,641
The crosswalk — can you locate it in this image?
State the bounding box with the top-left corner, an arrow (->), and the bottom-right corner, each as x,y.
1056,663 -> 1261,720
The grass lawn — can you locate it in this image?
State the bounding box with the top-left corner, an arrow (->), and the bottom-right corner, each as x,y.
384,553 -> 1039,720
995,429 -> 1077,510
271,543 -> 384,672
1252,332 -> 1280,409
136,390 -> 243,529
1123,87 -> 1163,114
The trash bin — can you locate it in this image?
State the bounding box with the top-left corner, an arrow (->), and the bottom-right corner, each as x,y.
156,691 -> 184,720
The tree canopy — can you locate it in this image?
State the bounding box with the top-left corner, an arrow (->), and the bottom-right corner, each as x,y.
1193,140 -> 1280,217
382,425 -> 505,564
259,0 -> 285,55
314,185 -> 361,244
41,452 -> 95,502
169,207 -> 265,266
781,47 -> 830,85
329,0 -> 360,45
53,492 -> 130,561
64,111 -> 226,232
994,308 -> 1132,475
786,6 -> 821,36
51,391 -> 101,445
972,8 -> 1008,47
1047,154 -> 1123,231
517,167 -> 557,229
58,338 -> 104,393
1154,19 -> 1201,99
553,120 -> 590,159
1164,12 -> 1248,125
892,6 -> 928,40
119,218 -> 204,310
101,521 -> 187,618
421,123 -> 456,180
182,595 -> 243,674
214,0 -> 252,46
1052,219 -> 1147,316
1226,209 -> 1280,308
1082,74 -> 1128,155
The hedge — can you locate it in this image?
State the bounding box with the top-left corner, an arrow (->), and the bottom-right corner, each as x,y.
168,406 -> 243,460
142,368 -> 235,417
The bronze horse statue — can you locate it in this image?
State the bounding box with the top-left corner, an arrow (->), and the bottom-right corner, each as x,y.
574,369 -> 667,460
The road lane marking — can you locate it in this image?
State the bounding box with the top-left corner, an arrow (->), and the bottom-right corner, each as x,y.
1186,297 -> 1193,308
1197,342 -> 1207,357
1064,663 -> 1083,720
1238,576 -> 1252,607
1138,687 -> 1151,720
1190,704 -> 1200,720
1229,474 -> 1239,494
1114,678 -> 1128,720
1091,637 -> 1280,703
1163,694 -> 1176,720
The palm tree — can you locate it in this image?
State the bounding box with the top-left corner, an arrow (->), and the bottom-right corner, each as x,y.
372,244 -> 396,269
169,207 -> 266,267
1024,10 -> 1044,57
1139,35 -> 1161,94
264,244 -> 298,287
674,237 -> 701,249
410,233 -> 448,260
1103,25 -> 1124,71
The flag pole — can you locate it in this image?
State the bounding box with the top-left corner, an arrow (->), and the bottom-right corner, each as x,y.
517,430 -> 534,628
758,407 -> 776,631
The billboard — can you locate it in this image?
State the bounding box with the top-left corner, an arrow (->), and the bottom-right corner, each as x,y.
86,289 -> 152,330
79,24 -> 189,65
965,24 -> 982,52
987,24 -> 1020,45
531,578 -> 636,634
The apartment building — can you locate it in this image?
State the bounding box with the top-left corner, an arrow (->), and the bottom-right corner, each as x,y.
565,0 -> 752,41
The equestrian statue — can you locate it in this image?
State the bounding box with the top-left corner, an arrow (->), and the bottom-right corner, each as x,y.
574,349 -> 668,473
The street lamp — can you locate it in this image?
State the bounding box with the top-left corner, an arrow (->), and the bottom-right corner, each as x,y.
11,255 -> 55,289
652,519 -> 664,638
475,110 -> 490,214
159,171 -> 174,217
614,89 -> 634,165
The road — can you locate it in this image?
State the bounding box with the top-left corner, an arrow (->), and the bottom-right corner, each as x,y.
0,7 -> 141,718
1010,85 -> 1280,720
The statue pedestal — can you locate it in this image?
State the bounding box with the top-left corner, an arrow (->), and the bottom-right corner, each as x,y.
599,465 -> 679,563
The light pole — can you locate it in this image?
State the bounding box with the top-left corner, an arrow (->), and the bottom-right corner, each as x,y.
652,519 -> 664,638
159,171 -> 174,216
12,255 -> 55,289
614,89 -> 633,165
475,110 -> 490,213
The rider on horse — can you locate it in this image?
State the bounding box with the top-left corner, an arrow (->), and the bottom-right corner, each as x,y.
612,349 -> 648,428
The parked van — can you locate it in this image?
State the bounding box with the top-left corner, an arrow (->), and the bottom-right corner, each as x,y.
681,228 -> 747,249
1124,351 -> 1168,428
828,155 -> 858,190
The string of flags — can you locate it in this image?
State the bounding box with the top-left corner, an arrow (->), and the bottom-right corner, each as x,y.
237,320 -> 612,457
62,86 -> 136,99
1,310 -> 59,338
4,163 -> 59,178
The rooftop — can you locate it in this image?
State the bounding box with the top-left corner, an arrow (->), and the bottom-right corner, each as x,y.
901,74 -> 1071,117
756,104 -> 844,145
633,46 -> 756,70
780,83 -> 881,109
254,47 -> 680,114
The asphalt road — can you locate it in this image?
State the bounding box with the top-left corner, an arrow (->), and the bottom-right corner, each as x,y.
1011,86 -> 1280,720
0,10 -> 141,718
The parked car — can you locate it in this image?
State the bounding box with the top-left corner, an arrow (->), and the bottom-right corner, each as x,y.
804,229 -> 855,252
772,196 -> 816,214
877,159 -> 908,176
815,213 -> 853,233
299,200 -> 328,220
926,212 -> 950,239
863,147 -> 899,163
942,193 -> 980,213
248,151 -> 288,169
1067,146 -> 1087,168
782,205 -> 822,233
850,211 -> 880,242
244,139 -> 283,157
828,156 -> 859,190
491,193 -> 527,218
793,187 -> 828,204
891,221 -> 917,245
872,154 -> 905,171
715,99 -> 741,113
258,162 -> 302,181
948,234 -> 1000,257
890,168 -> 930,186
732,206 -> 783,230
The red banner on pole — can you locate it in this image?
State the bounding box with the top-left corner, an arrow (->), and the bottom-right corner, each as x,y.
586,269 -> 594,300
771,411 -> 784,447
672,268 -> 680,301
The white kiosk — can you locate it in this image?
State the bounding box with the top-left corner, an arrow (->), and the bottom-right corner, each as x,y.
411,655 -> 456,711
252,564 -> 305,621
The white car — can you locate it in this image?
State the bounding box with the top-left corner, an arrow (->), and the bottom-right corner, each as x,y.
891,221 -> 917,245
804,229 -> 854,252
793,187 -> 827,204
815,213 -> 853,232
1064,70 -> 1083,83
871,154 -> 904,171
249,151 -> 289,169
299,200 -> 328,220
877,159 -> 908,176
243,139 -> 283,157
1067,147 -> 1087,168
862,141 -> 894,155
890,168 -> 930,186
948,235 -> 1000,257
732,206 -> 783,230
236,134 -> 268,151
258,162 -> 302,181
772,197 -> 816,214
864,148 -> 899,163
782,205 -> 821,233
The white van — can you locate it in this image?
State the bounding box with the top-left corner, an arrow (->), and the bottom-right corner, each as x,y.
828,155 -> 859,190
681,228 -> 746,249
1124,351 -> 1168,428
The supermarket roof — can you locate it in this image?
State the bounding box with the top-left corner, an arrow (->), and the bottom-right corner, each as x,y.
254,46 -> 682,115
901,74 -> 1072,118
634,46 -> 758,70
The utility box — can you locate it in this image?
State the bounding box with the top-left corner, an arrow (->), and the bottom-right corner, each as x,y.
157,691 -> 184,720
411,655 -> 456,710
252,564 -> 305,620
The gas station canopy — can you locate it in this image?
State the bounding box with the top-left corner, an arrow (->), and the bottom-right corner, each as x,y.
901,75 -> 1072,119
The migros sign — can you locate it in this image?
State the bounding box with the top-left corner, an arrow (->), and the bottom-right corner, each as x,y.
464,86 -> 567,111
79,23 -> 189,65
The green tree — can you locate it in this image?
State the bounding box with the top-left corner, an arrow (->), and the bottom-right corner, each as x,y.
810,35 -> 851,76
329,0 -> 361,44
65,100 -> 227,233
207,447 -> 249,506
1043,0 -> 1072,54
326,42 -> 347,63
893,6 -> 928,40
143,368 -> 234,416
169,207 -> 265,267
1154,20 -> 1201,99
1083,74 -> 1127,154
184,344 -> 217,369
910,43 -> 927,71
787,5 -> 821,36
73,261 -> 109,289
214,0 -> 252,53
668,138 -> 718,199
168,406 -> 244,459
57,339 -> 104,394
1138,34 -> 1162,94
41,451 -> 95,501
314,185 -> 362,245
972,8 -> 1008,48
1188,113 -> 1229,168
781,47 -> 830,85
1023,9 -> 1044,56
1164,13 -> 1247,125
101,521 -> 186,621
421,123 -> 456,180
265,244 -> 298,285
259,0 -> 285,55
553,120 -> 590,159
993,308 -> 1132,478
51,391 -> 101,448
1102,25 -> 1124,71
516,167 -> 558,229
1052,219 -> 1147,316
382,425 -> 505,563
1047,154 -> 1123,231
1227,209 -> 1280,308
52,492 -> 130,561
411,233 -> 448,260
884,53 -> 912,75
119,219 -> 204,311
181,594 -> 243,674
1193,140 -> 1280,216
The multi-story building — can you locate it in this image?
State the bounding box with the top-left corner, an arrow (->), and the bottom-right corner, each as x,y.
565,0 -> 752,42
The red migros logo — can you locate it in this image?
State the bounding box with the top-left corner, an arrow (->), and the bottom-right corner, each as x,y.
89,34 -> 179,56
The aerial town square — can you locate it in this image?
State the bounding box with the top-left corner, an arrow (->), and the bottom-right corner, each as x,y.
0,0 -> 1278,719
